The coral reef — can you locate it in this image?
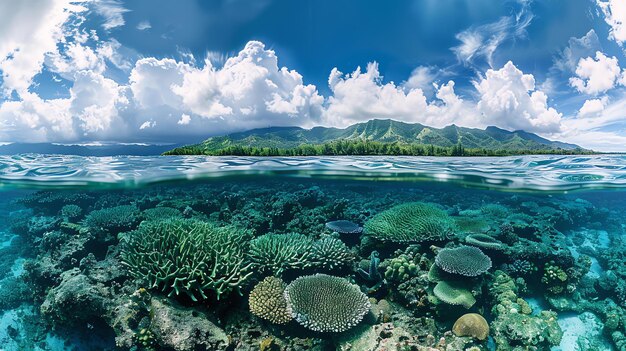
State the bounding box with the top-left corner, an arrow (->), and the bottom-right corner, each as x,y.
435,245 -> 492,277
284,274 -> 371,332
452,313 -> 489,340
249,276 -> 292,324
364,202 -> 455,243
247,233 -> 314,275
121,219 -> 253,301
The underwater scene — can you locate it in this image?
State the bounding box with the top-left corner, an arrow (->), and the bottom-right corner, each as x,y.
0,155 -> 626,351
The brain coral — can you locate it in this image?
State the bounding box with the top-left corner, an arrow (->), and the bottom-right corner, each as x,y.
247,233 -> 314,275
284,274 -> 371,332
364,202 -> 455,243
249,276 -> 292,324
433,281 -> 476,309
121,219 -> 252,301
453,313 -> 490,340
435,245 -> 492,277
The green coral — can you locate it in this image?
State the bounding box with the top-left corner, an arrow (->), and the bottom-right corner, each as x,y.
310,237 -> 354,270
435,245 -> 492,277
433,281 -> 476,309
60,204 -> 83,221
247,233 -> 314,275
382,246 -> 429,283
142,207 -> 182,221
121,219 -> 253,301
465,233 -> 506,251
84,205 -> 140,234
364,202 -> 455,243
541,262 -> 568,295
284,274 -> 371,333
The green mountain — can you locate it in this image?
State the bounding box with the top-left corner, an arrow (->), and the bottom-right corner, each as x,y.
165,119 -> 586,156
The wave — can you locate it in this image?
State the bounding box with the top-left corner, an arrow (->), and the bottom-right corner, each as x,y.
0,154 -> 625,192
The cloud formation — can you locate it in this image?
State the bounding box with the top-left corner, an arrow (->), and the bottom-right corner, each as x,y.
569,51 -> 624,95
597,0 -> 626,46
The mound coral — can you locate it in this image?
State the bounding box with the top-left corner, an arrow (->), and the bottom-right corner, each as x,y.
247,233 -> 313,275
121,219 -> 252,301
435,245 -> 492,277
433,281 -> 476,309
311,237 -> 354,270
284,274 -> 371,332
465,233 -> 506,251
364,202 -> 455,243
452,313 -> 489,340
249,276 -> 291,324
84,205 -> 140,234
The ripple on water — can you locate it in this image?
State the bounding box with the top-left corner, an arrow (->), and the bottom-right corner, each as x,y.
0,154 -> 624,192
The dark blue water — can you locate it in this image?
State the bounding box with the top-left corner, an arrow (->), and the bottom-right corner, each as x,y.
0,155 -> 624,350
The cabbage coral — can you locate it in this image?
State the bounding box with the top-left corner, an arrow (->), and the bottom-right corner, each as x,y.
364,202 -> 455,243
435,245 -> 492,277
121,219 -> 253,301
433,281 -> 476,309
284,274 -> 370,332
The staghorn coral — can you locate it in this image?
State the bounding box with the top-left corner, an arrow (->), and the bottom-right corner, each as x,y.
121,218 -> 253,301
310,237 -> 355,270
284,274 -> 371,332
247,233 -> 313,275
83,205 -> 140,234
433,281 -> 476,309
249,276 -> 292,324
364,202 -> 455,243
452,313 -> 489,340
435,245 -> 492,277
60,204 -> 83,221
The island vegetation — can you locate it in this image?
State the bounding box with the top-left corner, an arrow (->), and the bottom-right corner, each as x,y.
163,139 -> 594,157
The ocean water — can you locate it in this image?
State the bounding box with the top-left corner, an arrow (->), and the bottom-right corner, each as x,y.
0,155 -> 625,351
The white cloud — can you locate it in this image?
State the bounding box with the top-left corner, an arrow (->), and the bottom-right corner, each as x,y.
178,114 -> 191,125
597,0 -> 626,46
137,20 -> 151,31
569,51 -> 623,95
170,41 -> 324,125
403,66 -> 437,92
452,0 -> 533,68
578,97 -> 608,117
92,0 -> 128,30
139,121 -> 156,130
129,58 -> 192,109
554,30 -> 601,73
474,61 -> 562,133
0,0 -> 87,95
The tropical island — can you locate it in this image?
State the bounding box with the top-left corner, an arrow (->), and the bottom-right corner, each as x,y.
164,119 -> 592,156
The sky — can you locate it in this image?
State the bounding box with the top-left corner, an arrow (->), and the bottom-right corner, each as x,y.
0,0 -> 626,151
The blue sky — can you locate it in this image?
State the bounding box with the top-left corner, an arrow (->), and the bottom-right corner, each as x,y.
1,0 -> 626,150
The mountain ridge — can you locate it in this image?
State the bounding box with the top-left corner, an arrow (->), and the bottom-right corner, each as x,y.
164,119 -> 585,155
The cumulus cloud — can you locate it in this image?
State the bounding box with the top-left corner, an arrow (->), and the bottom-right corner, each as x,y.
578,97 -> 608,117
473,61 -> 562,133
0,0 -> 87,95
554,30 -> 602,73
136,20 -> 151,31
452,0 -> 533,68
569,51 -> 623,95
597,0 -> 626,46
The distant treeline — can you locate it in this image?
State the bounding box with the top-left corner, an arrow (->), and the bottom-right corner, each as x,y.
163,139 -> 595,156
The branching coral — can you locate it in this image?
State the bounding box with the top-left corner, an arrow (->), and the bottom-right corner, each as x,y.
364,202 -> 455,243
142,207 -> 182,221
84,205 -> 140,234
247,233 -> 314,275
310,237 -> 354,270
435,245 -> 492,277
284,274 -> 370,332
249,276 -> 292,324
121,219 -> 253,301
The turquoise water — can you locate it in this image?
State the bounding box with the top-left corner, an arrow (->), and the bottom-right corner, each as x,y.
0,155 -> 625,350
